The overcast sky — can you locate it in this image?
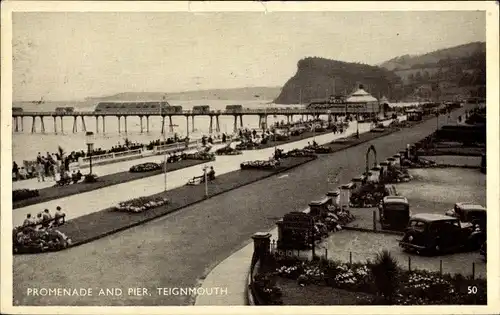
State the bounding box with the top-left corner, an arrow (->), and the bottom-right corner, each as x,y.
12,11 -> 485,101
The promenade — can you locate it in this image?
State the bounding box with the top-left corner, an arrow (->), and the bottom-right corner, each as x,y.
12,120 -> 389,227
15,112 -> 449,306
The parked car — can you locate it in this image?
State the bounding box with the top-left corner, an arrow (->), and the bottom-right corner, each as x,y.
399,213 -> 485,255
445,202 -> 486,231
379,196 -> 411,231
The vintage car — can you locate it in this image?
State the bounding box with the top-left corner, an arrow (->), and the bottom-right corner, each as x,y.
399,213 -> 485,255
445,202 -> 486,230
379,196 -> 411,231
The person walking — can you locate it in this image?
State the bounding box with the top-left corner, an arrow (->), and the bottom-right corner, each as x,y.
37,161 -> 45,182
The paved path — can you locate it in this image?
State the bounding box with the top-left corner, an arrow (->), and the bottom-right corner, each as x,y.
12,120 -> 387,227
16,110 -> 451,306
12,145 -> 213,191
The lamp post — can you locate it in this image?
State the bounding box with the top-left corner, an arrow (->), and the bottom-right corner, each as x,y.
85,131 -> 94,175
202,165 -> 209,198
161,95 -> 168,192
356,106 -> 360,138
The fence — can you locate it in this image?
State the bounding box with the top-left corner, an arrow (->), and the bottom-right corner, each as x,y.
78,148 -> 143,167
269,241 -> 484,279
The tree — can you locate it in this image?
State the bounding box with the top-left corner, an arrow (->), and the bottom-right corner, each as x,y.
414,71 -> 423,82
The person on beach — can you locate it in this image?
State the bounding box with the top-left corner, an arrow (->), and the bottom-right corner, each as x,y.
23,214 -> 36,227
13,162 -> 19,180
37,161 -> 45,182
37,152 -> 42,164
207,166 -> 215,181
19,167 -> 28,180
222,133 -> 227,143
42,209 -> 53,228
54,206 -> 66,226
35,212 -> 44,227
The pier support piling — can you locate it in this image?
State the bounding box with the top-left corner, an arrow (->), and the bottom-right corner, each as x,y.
60,117 -> 64,134
102,116 -> 106,134
124,116 -> 128,134
81,116 -> 86,132
95,116 -> 99,133
146,116 -> 149,133
215,116 -> 220,133
72,116 -> 77,133
117,116 -> 121,134
209,116 -> 214,134
186,116 -> 190,138
169,116 -> 173,133
140,116 -> 143,133
14,117 -> 19,132
53,116 -> 57,134
21,117 -> 24,131
31,116 -> 36,133
191,116 -> 195,132
161,116 -> 165,134
233,115 -> 238,133
239,115 -> 243,128
40,116 -> 45,133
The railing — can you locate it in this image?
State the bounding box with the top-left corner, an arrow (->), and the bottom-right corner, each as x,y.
78,148 -> 143,167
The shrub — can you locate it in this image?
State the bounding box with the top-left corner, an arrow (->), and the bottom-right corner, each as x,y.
12,189 -> 40,202
369,250 -> 400,303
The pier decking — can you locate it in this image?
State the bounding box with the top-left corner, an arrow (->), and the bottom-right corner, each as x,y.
11,105 -> 376,134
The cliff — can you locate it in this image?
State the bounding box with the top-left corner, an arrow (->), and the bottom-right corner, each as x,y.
273,57 -> 403,104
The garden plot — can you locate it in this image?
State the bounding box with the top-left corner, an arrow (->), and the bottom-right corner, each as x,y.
394,167 -> 485,215
317,230 -> 485,278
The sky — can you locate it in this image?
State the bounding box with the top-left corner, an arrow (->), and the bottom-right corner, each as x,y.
12,10 -> 485,101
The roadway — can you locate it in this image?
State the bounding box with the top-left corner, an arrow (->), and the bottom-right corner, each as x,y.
12,108 -> 469,306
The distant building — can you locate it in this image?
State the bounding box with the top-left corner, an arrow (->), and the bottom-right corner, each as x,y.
307,87 -> 381,115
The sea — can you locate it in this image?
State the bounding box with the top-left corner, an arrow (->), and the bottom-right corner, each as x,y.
11,99 -> 416,164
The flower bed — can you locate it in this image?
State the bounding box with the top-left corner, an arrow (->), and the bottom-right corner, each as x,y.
282,148 -> 318,158
235,141 -> 260,150
401,157 -> 437,168
182,152 -> 215,161
129,162 -> 161,173
266,251 -> 486,305
114,196 -> 169,213
13,227 -> 72,254
382,165 -> 412,183
241,159 -> 280,170
349,183 -> 387,208
13,189 -> 40,202
215,146 -> 243,156
304,145 -> 334,154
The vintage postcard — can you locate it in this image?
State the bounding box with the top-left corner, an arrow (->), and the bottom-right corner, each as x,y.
1,1 -> 499,315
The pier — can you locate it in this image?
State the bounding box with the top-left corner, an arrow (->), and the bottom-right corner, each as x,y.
11,103 -> 378,134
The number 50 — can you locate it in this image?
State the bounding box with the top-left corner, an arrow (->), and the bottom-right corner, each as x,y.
468,286 -> 478,294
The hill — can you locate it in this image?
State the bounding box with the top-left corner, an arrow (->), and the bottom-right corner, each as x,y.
379,42 -> 486,71
379,42 -> 486,101
273,57 -> 404,104
87,87 -> 281,102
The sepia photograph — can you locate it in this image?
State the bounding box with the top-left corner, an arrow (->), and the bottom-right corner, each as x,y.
1,1 -> 499,314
